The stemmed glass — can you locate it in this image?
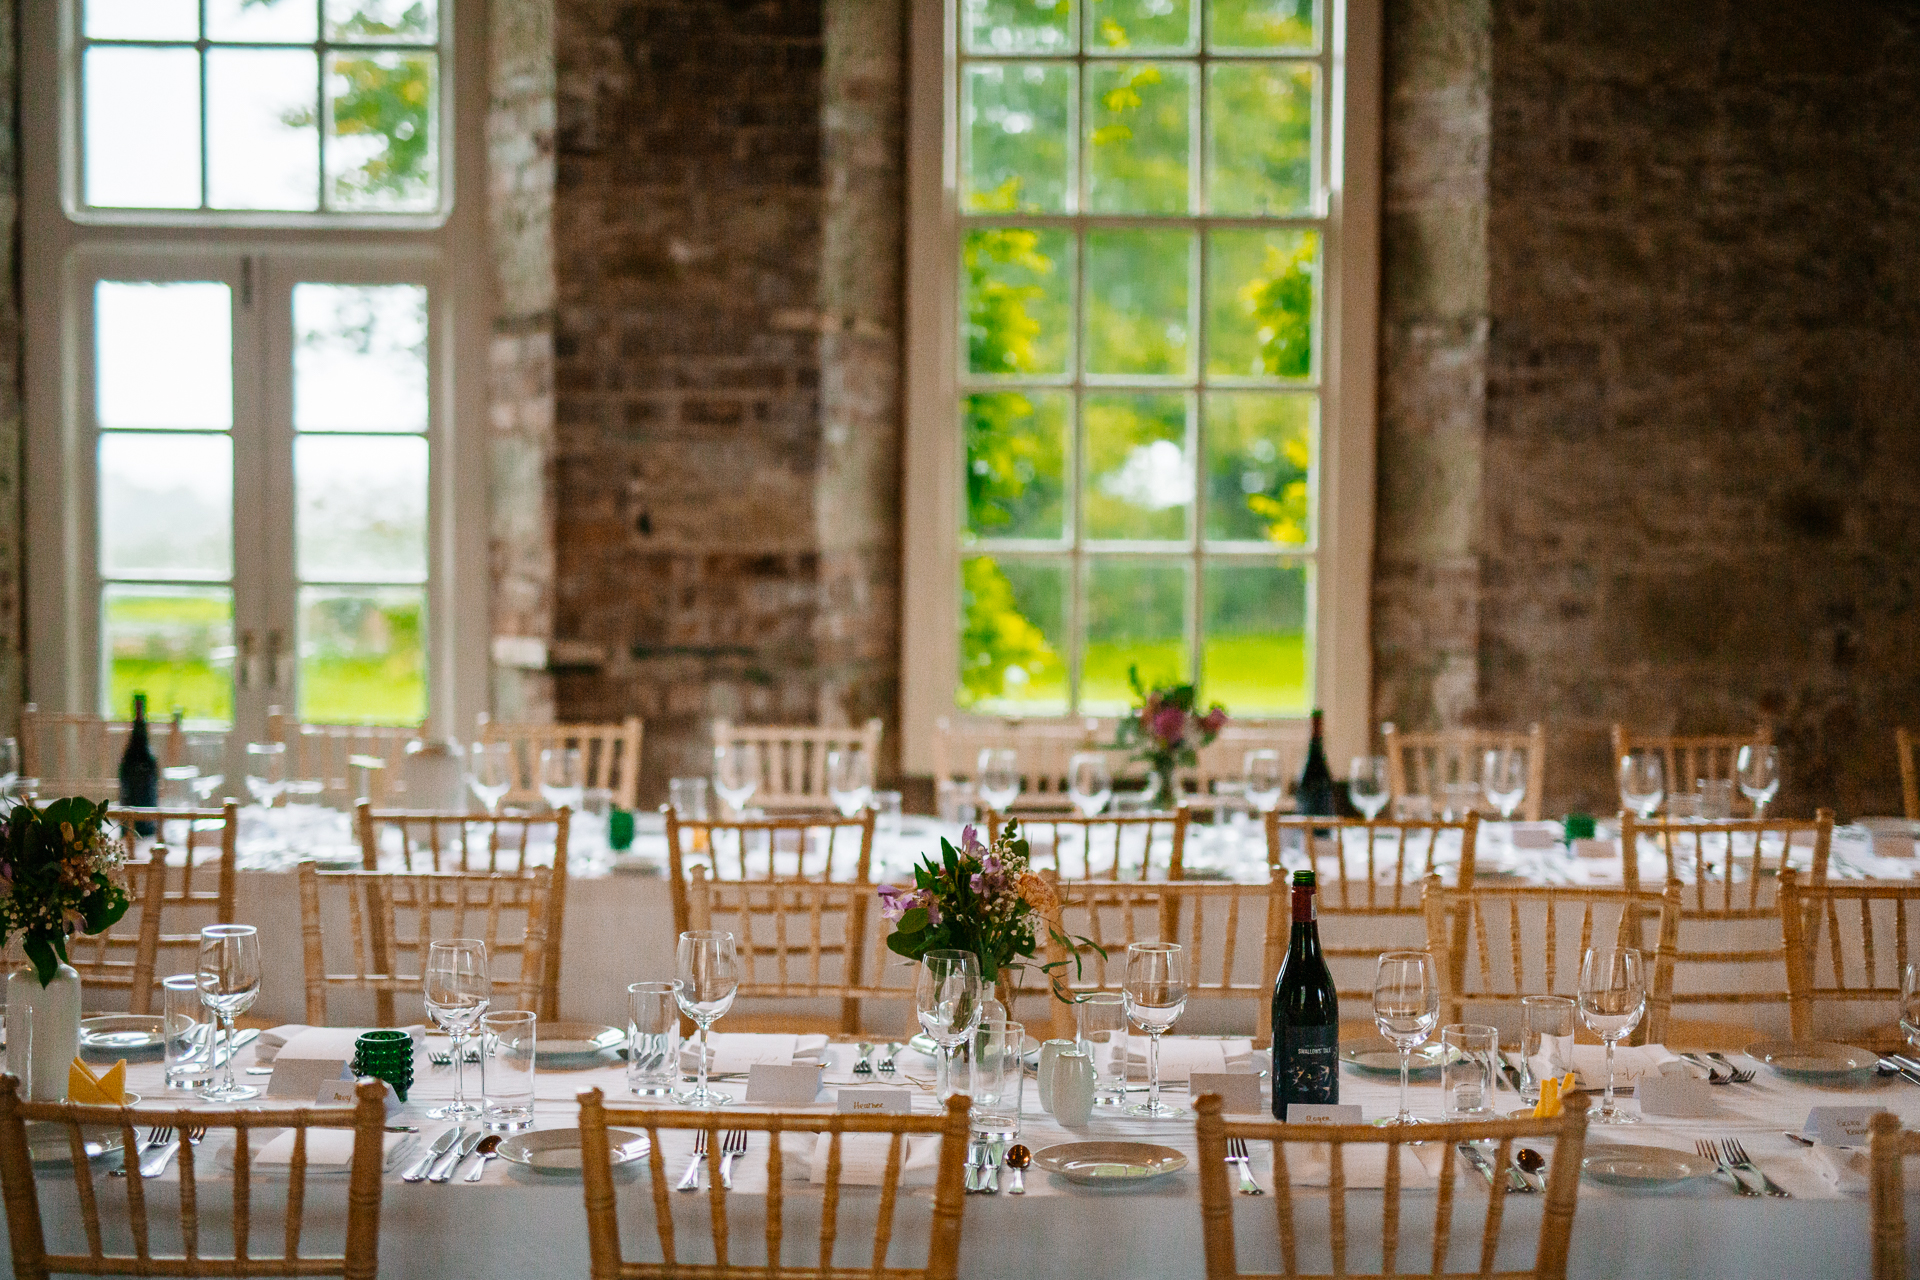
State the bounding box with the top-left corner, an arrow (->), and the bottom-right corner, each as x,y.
1123,942 -> 1189,1118
1348,756 -> 1390,820
539,747 -> 584,813
675,930 -> 741,1106
1243,750 -> 1284,815
424,939 -> 492,1119
1373,950 -> 1439,1125
826,748 -> 874,818
977,749 -> 1021,813
915,949 -> 982,1103
0,736 -> 21,795
1617,751 -> 1665,819
1738,745 -> 1781,819
713,742 -> 760,817
1902,963 -> 1920,1052
196,925 -> 262,1102
1067,752 -> 1112,818
469,741 -> 515,814
1482,749 -> 1527,820
1577,946 -> 1647,1125
245,742 -> 287,807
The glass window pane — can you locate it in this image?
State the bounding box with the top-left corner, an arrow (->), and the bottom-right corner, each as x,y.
960,557 -> 1069,714
965,391 -> 1069,542
99,433 -> 233,580
296,435 -> 428,582
1203,560 -> 1309,714
1085,61 -> 1191,214
1207,228 -> 1317,380
964,0 -> 1075,54
298,587 -> 425,726
1203,393 -> 1312,543
1085,228 -> 1191,376
294,284 -> 430,431
84,48 -> 201,209
85,0 -> 198,40
1082,558 -> 1189,712
965,226 -> 1073,376
104,587 -> 234,724
326,51 -> 438,211
1085,392 -> 1190,541
96,282 -> 233,430
963,63 -> 1073,214
1207,63 -> 1313,215
1207,0 -> 1315,50
208,49 -> 321,211
327,0 -> 439,42
1088,0 -> 1194,51
205,0 -> 316,42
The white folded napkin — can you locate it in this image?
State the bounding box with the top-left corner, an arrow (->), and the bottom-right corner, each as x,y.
253,1129 -> 404,1170
1804,1143 -> 1868,1196
1567,1043 -> 1681,1089
681,1033 -> 829,1074
776,1131 -> 945,1185
256,1025 -> 424,1064
1120,1037 -> 1254,1083
1283,1140 -> 1444,1189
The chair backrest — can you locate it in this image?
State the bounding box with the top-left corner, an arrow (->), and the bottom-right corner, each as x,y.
64,851 -> 170,1015
106,801 -> 239,925
478,714 -> 645,811
1380,723 -> 1547,822
296,861 -> 553,1026
1193,1092 -> 1590,1280
20,704 -> 185,799
1609,723 -> 1771,811
711,719 -> 884,812
1899,728 -> 1918,822
664,808 -> 875,937
929,716 -> 1102,813
1185,724 -> 1311,800
0,1074 -> 386,1280
270,710 -> 419,808
1871,1113 -> 1920,1280
1422,877 -> 1679,1045
986,809 -> 1192,882
577,1088 -> 971,1280
1780,870 -> 1920,1050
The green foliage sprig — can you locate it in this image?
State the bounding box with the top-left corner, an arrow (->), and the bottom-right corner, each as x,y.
0,798 -> 132,987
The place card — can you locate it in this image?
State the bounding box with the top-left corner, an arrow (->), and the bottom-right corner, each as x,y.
1806,1105 -> 1886,1148
1571,838 -> 1616,860
1874,834 -> 1917,859
1190,1073 -> 1266,1115
1285,1103 -> 1363,1126
746,1062 -> 824,1106
836,1086 -> 912,1116
265,1028 -> 362,1102
316,1077 -> 403,1116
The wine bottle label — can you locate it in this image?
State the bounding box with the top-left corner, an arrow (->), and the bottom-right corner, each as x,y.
1275,1026 -> 1339,1117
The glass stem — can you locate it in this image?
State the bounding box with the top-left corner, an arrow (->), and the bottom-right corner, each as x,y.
698,1021 -> 712,1097
936,1044 -> 953,1102
453,1030 -> 467,1110
220,1015 -> 236,1093
1399,1046 -> 1412,1120
1149,1030 -> 1162,1112
1604,1037 -> 1616,1116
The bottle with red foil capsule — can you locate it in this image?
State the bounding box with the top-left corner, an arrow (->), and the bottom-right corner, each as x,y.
1271,869 -> 1339,1118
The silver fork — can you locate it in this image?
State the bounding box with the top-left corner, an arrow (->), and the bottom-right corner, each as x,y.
1708,1052 -> 1756,1084
1722,1138 -> 1790,1197
965,1143 -> 997,1194
1695,1139 -> 1761,1196
719,1130 -> 748,1190
878,1043 -> 900,1075
112,1127 -> 172,1178
676,1131 -> 709,1192
1224,1136 -> 1262,1195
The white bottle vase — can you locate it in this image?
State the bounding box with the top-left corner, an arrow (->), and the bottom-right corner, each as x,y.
1051,1049 -> 1097,1127
6,963 -> 82,1101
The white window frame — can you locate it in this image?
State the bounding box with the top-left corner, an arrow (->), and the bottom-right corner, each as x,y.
19,0 -> 490,737
900,0 -> 1382,773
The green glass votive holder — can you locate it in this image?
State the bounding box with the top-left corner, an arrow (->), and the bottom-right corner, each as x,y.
1562,812 -> 1596,843
609,807 -> 635,851
352,1031 -> 414,1102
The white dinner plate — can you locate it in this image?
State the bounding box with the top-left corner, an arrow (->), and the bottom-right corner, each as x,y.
79,1014 -> 167,1054
497,1127 -> 648,1174
1745,1040 -> 1879,1084
1340,1039 -> 1453,1079
534,1022 -> 625,1068
23,1120 -> 126,1165
1581,1143 -> 1709,1188
1031,1141 -> 1187,1186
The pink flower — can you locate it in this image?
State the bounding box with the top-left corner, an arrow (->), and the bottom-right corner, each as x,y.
1200,706 -> 1227,736
1151,705 -> 1189,748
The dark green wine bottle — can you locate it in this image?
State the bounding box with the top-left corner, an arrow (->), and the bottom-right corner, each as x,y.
1271,869 -> 1339,1118
1295,708 -> 1337,817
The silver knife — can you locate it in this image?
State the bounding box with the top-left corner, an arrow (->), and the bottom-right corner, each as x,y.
1456,1142 -> 1499,1189
1499,1050 -> 1527,1095
384,1136 -> 419,1173
214,1029 -> 260,1068
1881,1057 -> 1920,1085
431,1130 -> 484,1182
402,1128 -> 463,1183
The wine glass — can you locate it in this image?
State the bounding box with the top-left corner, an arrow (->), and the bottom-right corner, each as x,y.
1617,751 -> 1664,819
915,949 -> 982,1103
1577,946 -> 1647,1125
469,741 -> 515,814
186,732 -> 225,803
675,930 -> 741,1106
1348,756 -> 1390,820
1372,950 -> 1438,1125
826,748 -> 874,818
977,749 -> 1021,813
1737,745 -> 1781,819
196,924 -> 262,1102
1482,748 -> 1527,820
1243,750 -> 1284,815
0,736 -> 19,795
1067,752 -> 1113,818
1902,963 -> 1920,1052
1123,942 -> 1189,1118
424,939 -> 492,1119
539,747 -> 583,813
245,742 -> 287,807
713,742 -> 760,816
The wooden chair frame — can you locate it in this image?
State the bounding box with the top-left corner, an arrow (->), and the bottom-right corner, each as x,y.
1381,723 -> 1547,823
578,1088 -> 971,1280
1780,870 -> 1920,1050
1185,725 -> 1312,801
477,714 -> 645,812
296,861 -> 553,1026
1193,1093 -> 1591,1280
1609,723 -> 1771,814
269,711 -> 419,808
20,704 -> 185,799
711,719 -> 884,813
64,852 -> 172,1015
0,1073 -> 386,1280
108,800 -> 239,919
664,807 -> 875,938
929,715 -> 1102,815
1898,727 -> 1917,822
985,809 -> 1192,882
1870,1112 -> 1920,1280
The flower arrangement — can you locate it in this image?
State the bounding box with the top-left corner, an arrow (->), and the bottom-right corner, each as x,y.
1110,666 -> 1228,797
0,798 -> 131,987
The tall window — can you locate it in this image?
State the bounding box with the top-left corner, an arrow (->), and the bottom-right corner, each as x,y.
947,0 -> 1331,719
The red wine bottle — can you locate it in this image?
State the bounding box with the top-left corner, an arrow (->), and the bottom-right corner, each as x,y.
1295,708 -> 1337,817
1272,869 -> 1339,1118
118,692 -> 159,833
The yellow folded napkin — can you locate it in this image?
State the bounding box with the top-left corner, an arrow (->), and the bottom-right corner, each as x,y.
68,1057 -> 127,1105
1531,1072 -> 1577,1118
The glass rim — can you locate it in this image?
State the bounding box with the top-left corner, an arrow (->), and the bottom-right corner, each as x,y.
679,929 -> 735,944
1127,941 -> 1182,955
1376,949 -> 1428,962
199,924 -> 256,939
161,973 -> 199,989
921,948 -> 979,963
481,1009 -> 536,1025
1439,1023 -> 1498,1040
428,937 -> 486,951
628,980 -> 679,994
1076,990 -> 1126,1005
1521,993 -> 1575,1007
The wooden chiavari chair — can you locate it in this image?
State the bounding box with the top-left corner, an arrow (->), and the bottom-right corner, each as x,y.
1870,1113 -> 1920,1280
1186,725 -> 1310,806
712,719 -> 884,813
1381,723 -> 1548,822
1421,877 -> 1679,1045
64,852 -> 170,1015
1193,1093 -> 1591,1280
0,1074 -> 387,1280
1619,810 -> 1832,1047
1609,723 -> 1771,814
20,704 -> 185,800
986,809 -> 1192,882
107,799 -> 239,920
1898,727 -> 1917,822
270,709 -> 418,807
1780,870 -> 1920,1051
577,1088 -> 972,1280
477,714 -> 645,811
664,807 -> 874,937
296,861 -> 553,1026
929,715 -> 1101,816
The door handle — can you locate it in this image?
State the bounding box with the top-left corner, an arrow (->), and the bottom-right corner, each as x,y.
238,630 -> 258,691
265,629 -> 288,690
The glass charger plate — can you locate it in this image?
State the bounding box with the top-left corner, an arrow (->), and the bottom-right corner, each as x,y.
1340,1038 -> 1453,1079
23,1120 -> 127,1165
907,1032 -> 1042,1065
1581,1143 -> 1710,1188
534,1022 -> 625,1068
498,1127 -> 648,1174
1744,1040 -> 1879,1084
1031,1141 -> 1187,1186
80,1014 -> 167,1054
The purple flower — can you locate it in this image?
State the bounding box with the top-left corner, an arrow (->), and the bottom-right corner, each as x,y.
1151,705 -> 1189,749
878,884 -> 940,927
958,824 -> 987,859
970,854 -> 1010,900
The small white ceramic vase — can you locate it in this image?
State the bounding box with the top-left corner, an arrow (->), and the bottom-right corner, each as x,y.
1051,1049 -> 1097,1127
1036,1039 -> 1075,1114
6,962 -> 82,1101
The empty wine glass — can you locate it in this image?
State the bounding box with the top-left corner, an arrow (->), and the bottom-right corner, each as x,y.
713,741 -> 760,816
915,949 -> 982,1103
244,742 -> 287,807
1482,749 -> 1527,820
1577,946 -> 1647,1125
1903,963 -> 1920,1052
1373,950 -> 1438,1125
1617,751 -> 1664,819
826,748 -> 874,818
1348,756 -> 1390,820
0,736 -> 20,795
977,749 -> 1020,813
425,939 -> 492,1119
186,733 -> 225,803
675,930 -> 741,1106
469,741 -> 515,814
1123,942 -> 1189,1118
1243,750 -> 1284,815
1737,745 -> 1781,819
1067,752 -> 1113,818
539,747 -> 584,813
196,925 -> 262,1102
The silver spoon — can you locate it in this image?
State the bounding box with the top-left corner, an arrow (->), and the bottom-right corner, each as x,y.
1514,1147 -> 1547,1193
1004,1143 -> 1030,1195
465,1134 -> 503,1182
